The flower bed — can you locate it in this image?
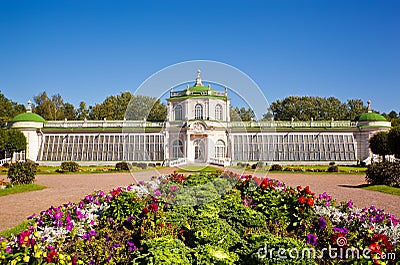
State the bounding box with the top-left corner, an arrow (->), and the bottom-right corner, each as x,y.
0,171 -> 399,264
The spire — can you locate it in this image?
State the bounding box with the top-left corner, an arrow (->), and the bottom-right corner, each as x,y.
195,69 -> 203,86
27,100 -> 32,113
367,100 -> 372,113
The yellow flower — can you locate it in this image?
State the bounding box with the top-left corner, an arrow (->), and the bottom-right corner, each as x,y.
23,256 -> 30,262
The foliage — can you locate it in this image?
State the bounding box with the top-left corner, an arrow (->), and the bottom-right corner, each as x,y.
90,93 -> 167,121
1,129 -> 26,159
230,106 -> 255,121
270,164 -> 283,171
362,185 -> 400,196
366,161 -> 400,186
137,163 -> 147,169
1,171 -> 399,264
60,161 -> 80,172
327,165 -> 338,172
266,96 -> 367,121
7,161 -> 37,184
388,126 -> 400,157
115,161 -> 131,171
0,91 -> 26,128
33,91 -> 76,120
369,131 -> 391,160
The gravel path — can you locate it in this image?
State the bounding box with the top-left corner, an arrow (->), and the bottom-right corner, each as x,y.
1,168 -> 399,233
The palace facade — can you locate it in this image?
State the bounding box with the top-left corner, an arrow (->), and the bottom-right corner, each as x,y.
7,72 -> 391,166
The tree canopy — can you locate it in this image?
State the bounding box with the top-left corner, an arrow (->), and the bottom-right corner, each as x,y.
33,92 -> 76,120
0,91 -> 26,128
369,131 -> 390,161
266,96 -> 367,121
0,129 -> 26,161
230,107 -> 255,122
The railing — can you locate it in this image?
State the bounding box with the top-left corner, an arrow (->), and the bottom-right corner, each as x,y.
0,158 -> 11,166
168,158 -> 187,167
44,119 -> 358,129
45,120 -> 165,128
208,158 -> 231,167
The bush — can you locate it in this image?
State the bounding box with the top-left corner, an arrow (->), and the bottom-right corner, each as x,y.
327,165 -> 339,172
7,161 -> 37,184
132,162 -> 138,167
156,162 -> 161,167
251,164 -> 257,169
270,164 -> 282,171
148,163 -> 156,168
60,161 -> 80,172
366,161 -> 400,186
137,163 -> 147,169
115,161 -> 131,171
329,161 -> 336,166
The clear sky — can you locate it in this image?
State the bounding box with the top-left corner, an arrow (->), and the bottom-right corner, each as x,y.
0,0 -> 399,114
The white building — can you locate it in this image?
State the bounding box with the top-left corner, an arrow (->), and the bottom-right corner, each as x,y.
7,71 -> 391,166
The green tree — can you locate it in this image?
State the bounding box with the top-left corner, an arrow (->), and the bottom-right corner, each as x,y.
369,131 -> 390,161
76,101 -> 89,120
230,106 -> 254,121
388,126 -> 400,158
347,99 -> 367,120
33,91 -> 76,120
0,129 -> 7,159
90,93 -> 167,121
3,130 -> 26,162
0,91 -> 26,128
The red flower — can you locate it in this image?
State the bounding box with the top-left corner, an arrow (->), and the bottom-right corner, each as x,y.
142,207 -> 149,214
298,196 -> 306,205
304,186 -> 313,195
299,208 -> 304,214
260,179 -> 269,190
148,203 -> 159,212
297,186 -> 302,191
306,198 -> 314,207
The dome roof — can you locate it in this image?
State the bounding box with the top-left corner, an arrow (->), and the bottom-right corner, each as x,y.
355,112 -> 387,122
11,112 -> 46,123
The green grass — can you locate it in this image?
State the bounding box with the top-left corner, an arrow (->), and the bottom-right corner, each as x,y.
0,220 -> 30,238
362,185 -> 400,196
177,166 -> 220,173
0,184 -> 47,197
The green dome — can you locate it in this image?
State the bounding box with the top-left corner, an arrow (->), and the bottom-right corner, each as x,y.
11,112 -> 46,123
187,85 -> 212,91
355,112 -> 387,122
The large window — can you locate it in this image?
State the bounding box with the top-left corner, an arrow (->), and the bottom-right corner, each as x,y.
215,140 -> 225,159
195,104 -> 203,119
215,104 -> 223,120
174,105 -> 183,120
172,139 -> 183,159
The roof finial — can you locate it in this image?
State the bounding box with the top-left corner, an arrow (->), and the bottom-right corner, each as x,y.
367,100 -> 372,113
27,100 -> 32,113
195,69 -> 203,86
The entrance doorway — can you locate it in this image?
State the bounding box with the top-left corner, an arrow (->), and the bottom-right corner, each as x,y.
193,139 -> 206,162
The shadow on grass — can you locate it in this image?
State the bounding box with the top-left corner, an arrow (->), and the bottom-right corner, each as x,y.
338,184 -> 372,189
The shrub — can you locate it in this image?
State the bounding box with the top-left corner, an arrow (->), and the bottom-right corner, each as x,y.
60,161 -> 80,172
132,162 -> 138,167
156,162 -> 161,167
329,161 -> 336,166
251,164 -> 257,169
115,161 -> 130,171
7,161 -> 37,184
270,164 -> 282,171
148,163 -> 156,168
137,163 -> 147,169
365,161 -> 400,186
327,165 -> 339,172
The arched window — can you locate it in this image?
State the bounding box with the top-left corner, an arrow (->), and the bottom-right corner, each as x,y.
215,104 -> 223,120
195,104 -> 203,119
215,140 -> 225,159
172,140 -> 183,158
174,105 -> 183,120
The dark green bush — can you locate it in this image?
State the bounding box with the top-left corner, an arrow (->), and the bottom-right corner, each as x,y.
60,161 -> 80,172
327,165 -> 338,172
365,161 -> 400,186
270,164 -> 282,171
115,161 -> 130,171
7,161 -> 37,184
251,164 -> 257,169
137,163 -> 147,169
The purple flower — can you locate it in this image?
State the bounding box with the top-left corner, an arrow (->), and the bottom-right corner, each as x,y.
127,240 -> 137,251
66,222 -> 73,231
153,189 -> 162,196
54,211 -> 63,220
56,220 -> 63,227
89,229 -> 96,237
318,216 -> 327,229
306,234 -> 317,245
170,185 -> 178,192
346,200 -> 353,208
111,243 -> 120,249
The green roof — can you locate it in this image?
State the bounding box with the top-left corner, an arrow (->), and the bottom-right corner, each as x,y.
355,112 -> 387,122
187,86 -> 212,91
11,112 -> 46,123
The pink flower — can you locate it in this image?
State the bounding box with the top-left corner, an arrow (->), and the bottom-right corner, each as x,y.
148,203 -> 159,212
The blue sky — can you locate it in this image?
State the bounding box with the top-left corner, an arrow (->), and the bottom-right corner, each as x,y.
0,0 -> 399,114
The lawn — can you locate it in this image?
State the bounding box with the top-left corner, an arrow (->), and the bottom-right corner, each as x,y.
0,183 -> 47,197
362,184 -> 400,196
238,164 -> 367,174
0,221 -> 30,238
